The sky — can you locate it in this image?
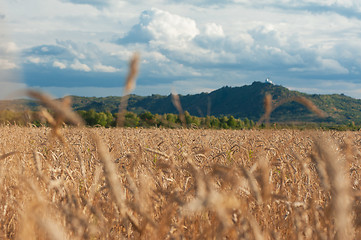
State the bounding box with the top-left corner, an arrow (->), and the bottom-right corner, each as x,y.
1,0 -> 361,99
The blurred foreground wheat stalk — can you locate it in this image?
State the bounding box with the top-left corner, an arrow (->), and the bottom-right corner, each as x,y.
117,53 -> 140,127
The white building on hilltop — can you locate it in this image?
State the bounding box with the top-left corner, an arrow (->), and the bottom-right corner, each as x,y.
265,78 -> 273,84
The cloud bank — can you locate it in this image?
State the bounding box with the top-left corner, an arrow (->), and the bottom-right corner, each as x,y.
3,0 -> 361,98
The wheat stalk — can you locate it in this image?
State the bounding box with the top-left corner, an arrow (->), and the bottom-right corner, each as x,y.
117,53 -> 140,127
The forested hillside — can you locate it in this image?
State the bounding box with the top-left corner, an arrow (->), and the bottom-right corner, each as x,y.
2,81 -> 361,124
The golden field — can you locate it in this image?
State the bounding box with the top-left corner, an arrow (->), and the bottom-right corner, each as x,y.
0,126 -> 360,239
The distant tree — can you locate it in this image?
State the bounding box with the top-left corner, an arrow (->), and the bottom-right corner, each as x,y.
167,113 -> 178,123
220,116 -> 229,129
166,113 -> 177,123
124,112 -> 139,127
139,111 -> 155,126
96,112 -> 108,127
244,117 -> 250,129
236,119 -> 245,129
250,120 -> 255,128
105,111 -> 115,127
184,111 -> 192,125
227,116 -> 237,129
191,115 -> 201,127
210,116 -> 220,129
80,109 -> 97,126
202,116 -> 211,128
77,110 -> 114,127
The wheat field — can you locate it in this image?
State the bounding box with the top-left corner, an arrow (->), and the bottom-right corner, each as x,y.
0,126 -> 360,239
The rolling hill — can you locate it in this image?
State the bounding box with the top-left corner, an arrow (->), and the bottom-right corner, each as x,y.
2,81 -> 361,123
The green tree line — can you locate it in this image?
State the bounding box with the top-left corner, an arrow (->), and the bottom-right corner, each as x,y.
0,109 -> 360,131
77,109 -> 256,129
74,110 -> 361,130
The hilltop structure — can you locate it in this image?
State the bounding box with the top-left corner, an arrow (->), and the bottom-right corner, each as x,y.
265,78 -> 273,84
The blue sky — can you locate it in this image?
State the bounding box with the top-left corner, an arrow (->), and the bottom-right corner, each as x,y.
1,0 -> 361,99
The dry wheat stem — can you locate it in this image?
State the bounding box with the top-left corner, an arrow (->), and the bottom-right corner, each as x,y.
27,90 -> 83,126
89,131 -> 141,232
313,136 -> 354,239
0,126 -> 360,239
117,53 -> 140,127
171,91 -> 186,126
258,94 -> 326,125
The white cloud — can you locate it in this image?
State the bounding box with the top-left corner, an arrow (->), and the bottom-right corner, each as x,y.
4,42 -> 18,53
0,59 -> 18,70
23,40 -> 125,74
119,8 -> 200,50
318,57 -> 349,74
93,63 -> 119,72
290,57 -> 350,74
70,59 -> 91,72
53,61 -> 67,69
56,40 -> 87,60
115,7 -> 358,81
27,57 -> 43,64
146,8 -> 199,42
0,42 -> 19,58
41,46 -> 49,52
204,23 -> 225,38
142,51 -> 170,63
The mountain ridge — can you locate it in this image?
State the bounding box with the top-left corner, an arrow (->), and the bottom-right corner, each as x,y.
1,81 -> 361,124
